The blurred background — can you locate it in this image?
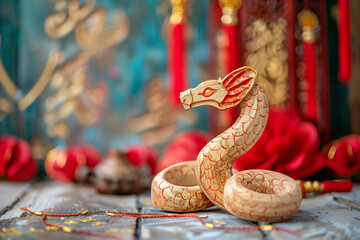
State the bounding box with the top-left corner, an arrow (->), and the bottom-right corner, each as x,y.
0,0 -> 359,189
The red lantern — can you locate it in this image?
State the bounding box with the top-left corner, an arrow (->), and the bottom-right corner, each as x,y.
0,135 -> 38,181
44,145 -> 101,182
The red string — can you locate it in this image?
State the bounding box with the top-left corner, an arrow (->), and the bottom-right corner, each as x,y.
169,22 -> 187,106
303,41 -> 318,123
21,208 -> 299,238
338,0 -> 352,83
20,207 -> 122,240
107,211 -> 299,237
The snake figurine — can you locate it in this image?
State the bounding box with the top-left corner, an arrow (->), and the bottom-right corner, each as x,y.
151,66 -> 302,222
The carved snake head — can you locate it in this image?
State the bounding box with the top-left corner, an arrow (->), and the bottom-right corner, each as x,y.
180,66 -> 256,110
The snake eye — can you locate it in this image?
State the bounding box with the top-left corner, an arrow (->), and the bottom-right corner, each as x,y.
198,87 -> 217,98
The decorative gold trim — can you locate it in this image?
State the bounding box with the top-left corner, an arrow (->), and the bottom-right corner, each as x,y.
44,0 -> 95,38
298,10 -> 319,43
219,0 -> 242,25
245,19 -> 288,107
0,36 -> 63,112
74,8 -> 130,50
169,0 -> 186,24
18,51 -> 64,111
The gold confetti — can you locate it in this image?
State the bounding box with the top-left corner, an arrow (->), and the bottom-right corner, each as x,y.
205,223 -> 214,228
1,228 -> 22,235
173,228 -> 179,234
93,221 -> 107,226
79,218 -> 95,222
120,229 -> 135,234
354,217 -> 360,221
62,227 -> 72,233
45,226 -> 59,231
29,228 -> 45,233
260,225 -> 273,231
214,220 -> 226,225
106,228 -> 120,233
64,220 -> 78,225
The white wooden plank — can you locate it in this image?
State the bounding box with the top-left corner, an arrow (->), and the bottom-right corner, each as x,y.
0,180 -> 137,221
0,181 -> 32,215
0,179 -> 138,240
269,192 -> 360,240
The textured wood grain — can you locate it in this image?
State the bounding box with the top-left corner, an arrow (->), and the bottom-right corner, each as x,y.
1,181 -> 360,239
0,182 -> 32,217
0,179 -> 137,240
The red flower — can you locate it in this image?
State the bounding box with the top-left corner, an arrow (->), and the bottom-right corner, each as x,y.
233,108 -> 325,179
0,135 -> 38,181
44,145 -> 101,182
324,135 -> 360,179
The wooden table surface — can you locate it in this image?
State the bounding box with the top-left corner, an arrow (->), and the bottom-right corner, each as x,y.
0,179 -> 359,240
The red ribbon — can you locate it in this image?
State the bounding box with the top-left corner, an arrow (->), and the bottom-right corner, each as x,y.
338,0 -> 352,83
168,22 -> 186,106
303,41 -> 318,123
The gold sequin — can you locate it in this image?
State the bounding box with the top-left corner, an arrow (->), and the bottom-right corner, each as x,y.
64,220 -> 78,225
45,226 -> 59,231
62,227 -> 72,233
29,228 -> 45,233
93,221 -> 107,226
205,223 -> 214,228
79,218 -> 95,222
260,225 -> 273,231
214,220 -> 226,225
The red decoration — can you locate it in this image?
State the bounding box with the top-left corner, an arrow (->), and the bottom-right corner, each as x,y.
218,1 -> 241,127
168,20 -> 186,106
297,179 -> 353,197
126,145 -> 158,175
233,108 -> 325,179
303,41 -> 318,123
322,179 -> 353,193
156,131 -> 210,173
338,0 -> 352,82
324,135 -> 360,180
44,145 -> 101,182
0,135 -> 38,181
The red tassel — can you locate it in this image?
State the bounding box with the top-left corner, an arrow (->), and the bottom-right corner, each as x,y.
222,24 -> 239,125
222,25 -> 239,73
303,41 -> 318,123
168,22 -> 186,106
219,0 -> 241,127
297,179 -> 353,196
322,179 -> 353,193
338,0 -> 352,83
